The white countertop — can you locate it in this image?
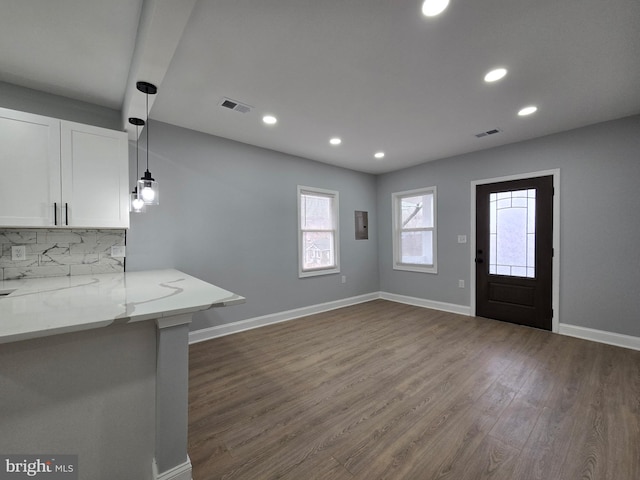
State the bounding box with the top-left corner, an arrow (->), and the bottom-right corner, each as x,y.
0,269 -> 245,344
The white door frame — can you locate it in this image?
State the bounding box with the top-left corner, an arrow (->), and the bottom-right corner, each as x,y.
470,169 -> 561,333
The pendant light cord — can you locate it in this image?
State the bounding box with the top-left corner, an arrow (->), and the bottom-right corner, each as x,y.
136,123 -> 140,183
145,91 -> 150,172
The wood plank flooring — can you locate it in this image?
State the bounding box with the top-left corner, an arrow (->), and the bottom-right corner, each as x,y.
188,300 -> 640,480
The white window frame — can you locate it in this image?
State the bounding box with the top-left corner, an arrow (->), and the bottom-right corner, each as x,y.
298,185 -> 340,277
392,186 -> 438,274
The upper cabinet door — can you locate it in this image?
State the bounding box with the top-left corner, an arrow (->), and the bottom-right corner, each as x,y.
60,121 -> 130,228
0,108 -> 61,226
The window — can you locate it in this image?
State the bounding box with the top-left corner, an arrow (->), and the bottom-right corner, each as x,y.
489,189 -> 536,278
298,186 -> 340,277
392,186 -> 437,273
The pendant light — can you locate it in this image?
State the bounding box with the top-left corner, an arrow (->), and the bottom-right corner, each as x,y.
136,81 -> 159,205
128,117 -> 146,213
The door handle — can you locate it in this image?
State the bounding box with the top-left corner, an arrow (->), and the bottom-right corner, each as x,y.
475,258 -> 484,264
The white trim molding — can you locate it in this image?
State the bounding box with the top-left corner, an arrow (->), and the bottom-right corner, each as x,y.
189,293 -> 379,344
559,323 -> 640,351
153,456 -> 192,480
188,291 -> 640,352
297,185 -> 340,278
391,186 -> 438,274
189,292 -> 470,344
379,292 -> 471,316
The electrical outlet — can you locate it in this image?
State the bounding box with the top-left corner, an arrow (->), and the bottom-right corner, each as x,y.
457,235 -> 467,244
11,245 -> 27,261
111,245 -> 126,258
458,279 -> 465,288
341,275 -> 346,284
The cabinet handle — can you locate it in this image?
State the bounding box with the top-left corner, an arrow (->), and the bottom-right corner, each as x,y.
65,203 -> 69,226
54,202 -> 58,226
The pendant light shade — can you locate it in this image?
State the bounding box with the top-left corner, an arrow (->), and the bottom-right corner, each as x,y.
128,117 -> 146,213
136,81 -> 159,205
138,170 -> 158,204
131,193 -> 146,212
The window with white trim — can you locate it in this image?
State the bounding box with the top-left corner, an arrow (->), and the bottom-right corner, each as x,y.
298,186 -> 340,277
392,186 -> 437,273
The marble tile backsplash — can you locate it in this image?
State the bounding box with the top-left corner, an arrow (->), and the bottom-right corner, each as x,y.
0,229 -> 126,281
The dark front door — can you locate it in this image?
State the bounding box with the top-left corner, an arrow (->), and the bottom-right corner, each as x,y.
475,176 -> 553,330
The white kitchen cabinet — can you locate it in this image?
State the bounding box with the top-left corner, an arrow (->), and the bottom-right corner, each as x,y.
60,121 -> 129,228
0,108 -> 61,226
0,107 -> 129,228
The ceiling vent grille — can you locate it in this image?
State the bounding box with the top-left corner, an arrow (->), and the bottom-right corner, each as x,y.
475,128 -> 501,138
219,97 -> 252,114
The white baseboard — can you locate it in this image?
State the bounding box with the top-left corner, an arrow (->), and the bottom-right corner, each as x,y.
379,291 -> 472,316
189,291 -> 639,352
152,456 -> 192,480
189,293 -> 379,344
559,323 -> 640,351
189,292 -> 470,344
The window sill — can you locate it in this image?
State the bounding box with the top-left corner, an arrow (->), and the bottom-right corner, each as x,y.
299,267 -> 340,278
393,264 -> 438,274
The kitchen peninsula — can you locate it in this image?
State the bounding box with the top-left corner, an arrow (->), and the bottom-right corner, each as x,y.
0,269 -> 244,480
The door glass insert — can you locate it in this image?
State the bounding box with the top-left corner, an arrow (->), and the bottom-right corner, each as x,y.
489,189 -> 536,277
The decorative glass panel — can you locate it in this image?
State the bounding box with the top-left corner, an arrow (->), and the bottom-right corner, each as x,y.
489,189 -> 536,278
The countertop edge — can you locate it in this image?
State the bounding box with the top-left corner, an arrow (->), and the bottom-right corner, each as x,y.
0,269 -> 246,345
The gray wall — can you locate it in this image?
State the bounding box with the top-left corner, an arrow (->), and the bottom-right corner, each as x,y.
2,81 -> 638,338
0,83 -> 128,282
0,81 -> 121,130
126,121 -> 379,330
377,115 -> 640,337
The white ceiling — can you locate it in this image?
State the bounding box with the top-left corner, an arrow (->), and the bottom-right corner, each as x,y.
1,0 -> 639,174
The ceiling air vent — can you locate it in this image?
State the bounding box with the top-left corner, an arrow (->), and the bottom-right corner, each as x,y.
475,128 -> 501,138
219,97 -> 252,114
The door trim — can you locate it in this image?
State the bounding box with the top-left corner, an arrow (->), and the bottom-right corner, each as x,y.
470,169 -> 560,333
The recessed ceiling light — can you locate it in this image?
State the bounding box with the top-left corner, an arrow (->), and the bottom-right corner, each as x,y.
518,106 -> 538,116
374,152 -> 385,159
329,137 -> 342,145
422,0 -> 450,17
484,68 -> 507,83
262,115 -> 277,125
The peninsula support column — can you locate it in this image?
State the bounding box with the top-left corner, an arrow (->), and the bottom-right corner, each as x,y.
153,314 -> 193,480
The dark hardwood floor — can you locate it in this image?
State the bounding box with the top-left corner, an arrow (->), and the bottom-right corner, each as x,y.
188,300 -> 640,479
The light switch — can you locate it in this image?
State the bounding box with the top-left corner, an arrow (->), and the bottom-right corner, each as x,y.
457,235 -> 467,244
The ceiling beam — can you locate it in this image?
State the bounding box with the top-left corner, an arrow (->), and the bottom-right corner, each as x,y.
122,0 -> 198,138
